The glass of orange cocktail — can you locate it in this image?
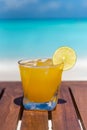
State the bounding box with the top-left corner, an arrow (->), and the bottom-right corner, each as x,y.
18,46 -> 76,110
18,58 -> 63,110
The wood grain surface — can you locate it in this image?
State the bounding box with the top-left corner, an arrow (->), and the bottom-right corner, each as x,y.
52,84 -> 81,130
0,81 -> 87,130
21,110 -> 48,130
0,82 -> 23,130
70,83 -> 87,130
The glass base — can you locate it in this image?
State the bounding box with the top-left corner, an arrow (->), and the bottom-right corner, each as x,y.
23,92 -> 58,111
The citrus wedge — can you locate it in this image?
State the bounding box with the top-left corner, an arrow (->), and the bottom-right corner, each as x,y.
52,46 -> 77,70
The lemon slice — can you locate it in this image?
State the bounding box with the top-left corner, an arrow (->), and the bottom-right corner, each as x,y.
52,46 -> 77,70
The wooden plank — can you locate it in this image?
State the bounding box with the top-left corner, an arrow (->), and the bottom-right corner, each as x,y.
62,81 -> 87,87
0,81 -> 86,130
52,84 -> 81,130
0,82 -> 23,130
21,110 -> 48,130
70,84 -> 87,130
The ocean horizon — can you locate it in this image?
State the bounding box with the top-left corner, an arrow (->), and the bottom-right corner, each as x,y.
0,18 -> 87,80
0,18 -> 87,59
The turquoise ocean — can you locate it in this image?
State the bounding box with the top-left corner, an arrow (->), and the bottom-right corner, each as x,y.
0,18 -> 87,60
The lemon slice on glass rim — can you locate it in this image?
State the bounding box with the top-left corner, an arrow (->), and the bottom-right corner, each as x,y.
52,46 -> 77,70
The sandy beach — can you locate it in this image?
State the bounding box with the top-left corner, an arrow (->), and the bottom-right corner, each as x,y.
0,58 -> 87,81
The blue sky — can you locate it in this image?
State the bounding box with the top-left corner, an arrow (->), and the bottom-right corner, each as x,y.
0,0 -> 87,18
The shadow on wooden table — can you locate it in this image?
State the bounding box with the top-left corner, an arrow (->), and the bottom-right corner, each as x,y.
58,98 -> 67,104
14,96 -> 23,106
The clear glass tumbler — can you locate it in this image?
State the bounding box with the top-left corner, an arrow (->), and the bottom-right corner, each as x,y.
18,58 -> 63,110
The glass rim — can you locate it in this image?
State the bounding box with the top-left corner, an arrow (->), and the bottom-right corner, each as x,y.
18,58 -> 63,68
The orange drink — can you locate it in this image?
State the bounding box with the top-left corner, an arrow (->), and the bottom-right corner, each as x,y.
18,58 -> 63,110
18,46 -> 77,110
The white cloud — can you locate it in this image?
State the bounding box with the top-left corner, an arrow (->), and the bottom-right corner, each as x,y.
38,1 -> 75,13
0,0 -> 38,10
82,0 -> 87,7
39,1 -> 61,12
48,1 -> 61,9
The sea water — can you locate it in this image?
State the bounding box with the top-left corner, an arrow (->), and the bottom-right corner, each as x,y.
0,18 -> 87,60
0,18 -> 87,81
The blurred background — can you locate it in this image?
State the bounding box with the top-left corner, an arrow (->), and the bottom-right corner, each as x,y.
0,0 -> 87,80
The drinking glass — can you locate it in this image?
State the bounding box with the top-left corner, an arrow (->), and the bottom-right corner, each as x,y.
18,58 -> 63,110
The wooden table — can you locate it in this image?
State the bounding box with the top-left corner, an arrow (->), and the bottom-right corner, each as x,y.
0,81 -> 87,130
